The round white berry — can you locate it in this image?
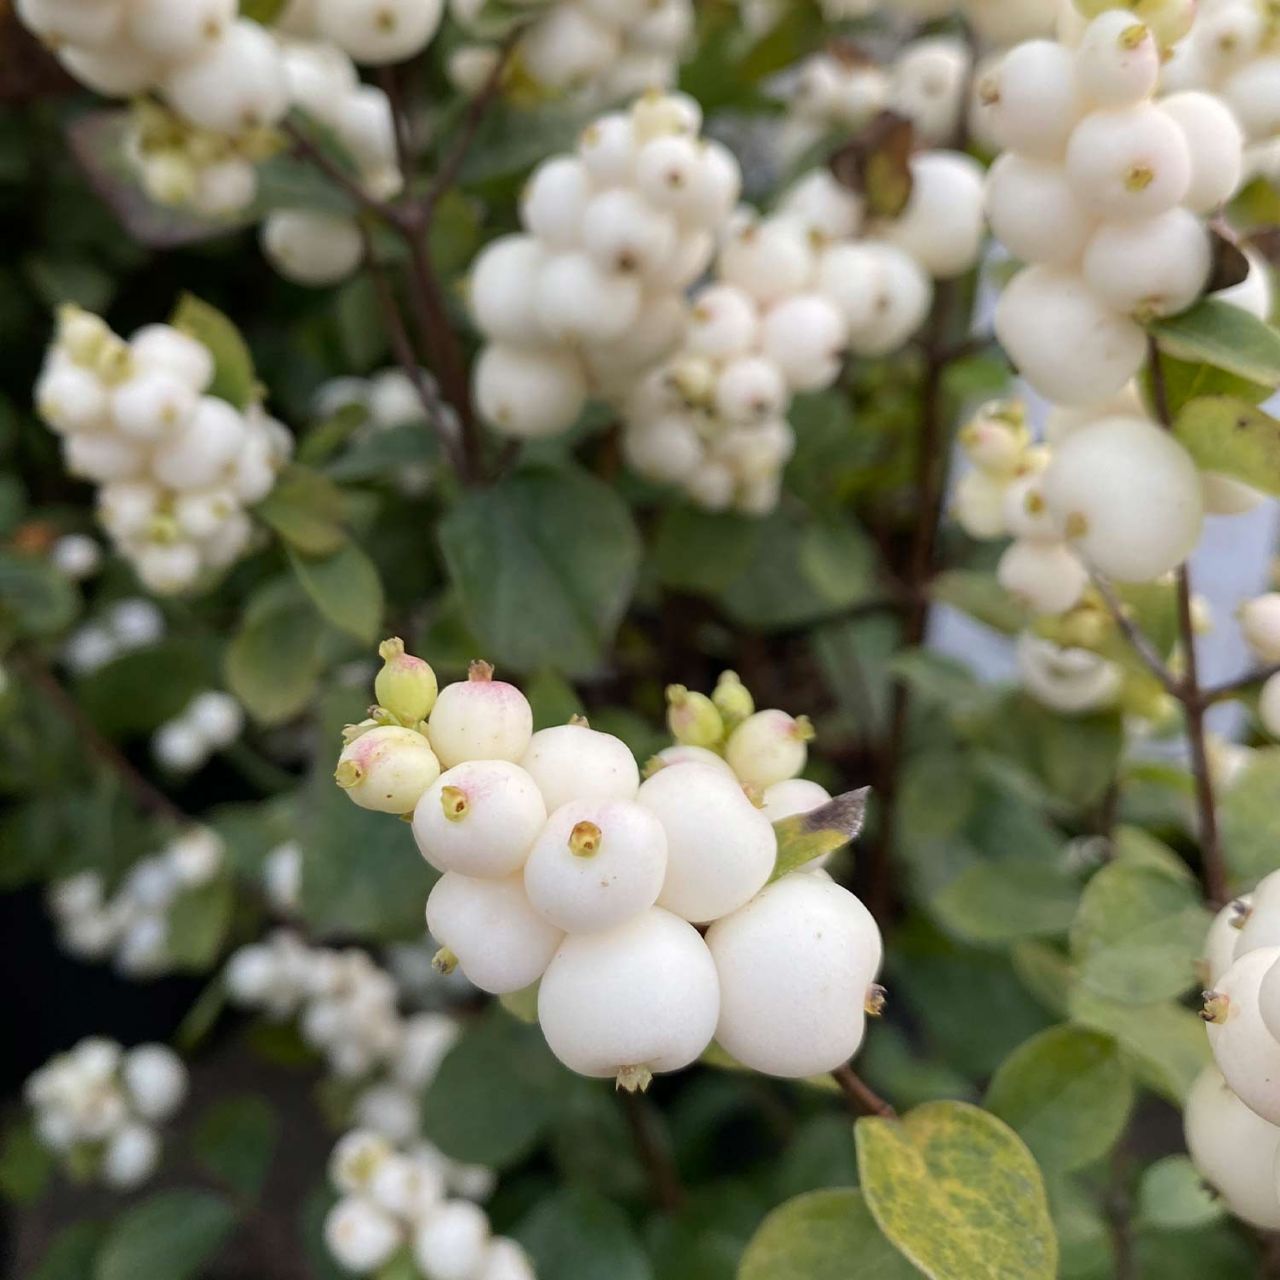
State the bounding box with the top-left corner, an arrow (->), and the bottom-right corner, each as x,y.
638,762 -> 776,923
126,0 -> 235,61
686,285 -> 759,362
412,760 -> 546,879
316,0 -> 443,64
519,722 -> 640,813
520,156 -> 591,249
1222,56 -> 1280,145
469,236 -> 547,345
718,218 -> 816,305
1065,104 -> 1192,221
537,907 -> 720,1084
427,665 -> 533,767
534,251 -> 642,345
121,1044 -> 187,1122
884,151 -> 986,280
759,294 -> 848,392
994,267 -> 1145,406
426,871 -> 563,994
1204,896 -> 1251,988
186,691 -> 243,748
1043,415 -> 1204,583
480,1240 -> 536,1280
1082,208 -> 1210,319
412,1201 -> 490,1280
1158,92 -> 1245,214
984,154 -> 1095,268
329,1129 -> 394,1194
980,40 -> 1083,160
262,211 -> 363,287
1242,596 -> 1280,664
1185,1066 -> 1280,1230
163,19 -> 289,134
474,344 -> 587,440
1204,946 -> 1280,1126
101,1122 -> 161,1190
151,396 -> 248,491
324,1196 -> 403,1274
524,798 -> 668,934
998,539 -> 1089,615
581,187 -> 677,279
335,726 -> 442,814
130,325 -> 213,391
1075,11 -> 1160,108
725,710 -> 811,789
708,874 -> 882,1077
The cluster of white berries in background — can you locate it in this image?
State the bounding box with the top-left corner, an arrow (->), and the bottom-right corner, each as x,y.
1239,593 -> 1280,737
469,92 -> 741,442
262,840 -> 304,916
449,0 -> 692,105
152,690 -> 244,774
1014,632 -> 1122,714
335,642 -> 884,1087
1160,0 -> 1280,146
985,8 -> 1245,407
49,829 -> 225,976
62,597 -> 166,677
1192,870 -> 1280,1229
35,307 -> 292,595
324,1129 -> 530,1279
25,1038 -> 186,1191
225,930 -> 481,1155
623,142 -> 984,513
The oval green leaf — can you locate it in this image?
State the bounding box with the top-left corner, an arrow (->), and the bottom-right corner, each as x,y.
855,1100 -> 1058,1280
94,1190 -> 236,1280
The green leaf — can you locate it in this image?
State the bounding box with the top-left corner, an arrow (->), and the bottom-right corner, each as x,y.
170,294 -> 257,410
79,639 -> 215,736
32,1221 -> 107,1280
438,467 -> 642,677
1151,299 -> 1280,388
856,1100 -> 1058,1280
515,1189 -> 653,1280
769,787 -> 869,882
1173,396 -> 1280,495
525,668 -> 583,730
165,873 -> 234,972
984,1026 -> 1133,1174
930,859 -> 1081,946
738,1188 -> 920,1280
420,1007 -> 567,1168
193,1096 -> 278,1201
1219,748 -> 1280,889
287,543 -> 384,643
0,1116 -> 54,1204
1137,1156 -> 1224,1232
255,465 -> 349,555
226,590 -> 324,726
719,510 -> 876,632
1068,988 -> 1210,1105
1154,351 -> 1271,418
1133,1223 -> 1258,1279
94,1190 -> 236,1280
650,507 -> 763,596
1069,862 -> 1209,1003
0,552 -> 78,637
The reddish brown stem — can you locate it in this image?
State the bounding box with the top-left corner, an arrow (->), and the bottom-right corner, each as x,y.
831,1063 -> 897,1120
620,1090 -> 684,1212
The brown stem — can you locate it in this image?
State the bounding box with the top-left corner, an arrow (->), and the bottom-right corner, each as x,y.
1204,662 -> 1280,706
831,1063 -> 897,1120
620,1090 -> 684,1212
869,277 -> 958,923
1148,338 -> 1229,907
281,120 -> 404,229
1092,573 -> 1183,699
19,654 -> 186,826
359,224 -> 468,476
1106,1145 -> 1135,1280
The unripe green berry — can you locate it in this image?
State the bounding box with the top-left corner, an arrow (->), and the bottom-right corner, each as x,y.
712,671 -> 754,728
665,684 -> 724,748
374,636 -> 438,724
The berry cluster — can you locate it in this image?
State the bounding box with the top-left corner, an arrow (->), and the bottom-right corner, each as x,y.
1156,0 -> 1280,145
623,143 -> 983,513
1193,874 -> 1280,1228
324,1130 -> 530,1279
62,596 -> 166,676
985,10 -> 1244,407
452,0 -> 692,104
49,829 -> 225,976
35,307 -> 291,595
1014,632 -> 1122,715
469,92 -> 741,441
225,930 -> 472,1149
25,1038 -> 186,1191
152,689 -> 245,775
334,642 -> 884,1088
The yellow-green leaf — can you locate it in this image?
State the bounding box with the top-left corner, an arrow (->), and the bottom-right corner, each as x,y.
1174,396 -> 1280,495
254,465 -> 349,555
855,1100 -> 1057,1280
738,1188 -> 920,1280
170,293 -> 258,410
287,542 -> 384,644
769,786 -> 869,882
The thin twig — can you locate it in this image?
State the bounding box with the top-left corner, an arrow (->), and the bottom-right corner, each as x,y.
359,225 -> 467,476
831,1063 -> 897,1120
19,653 -> 186,826
1203,663 -> 1280,706
620,1090 -> 684,1212
281,119 -> 403,229
421,31 -> 521,218
1148,338 -> 1228,907
1091,573 -> 1183,699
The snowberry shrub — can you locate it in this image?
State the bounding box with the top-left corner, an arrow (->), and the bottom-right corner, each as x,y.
7,0 -> 1280,1275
